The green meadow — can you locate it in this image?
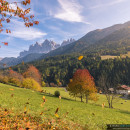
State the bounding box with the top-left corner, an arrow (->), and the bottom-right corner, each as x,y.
0,83 -> 130,129
101,51 -> 130,60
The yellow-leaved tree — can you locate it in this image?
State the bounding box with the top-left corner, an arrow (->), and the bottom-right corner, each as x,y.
22,78 -> 41,91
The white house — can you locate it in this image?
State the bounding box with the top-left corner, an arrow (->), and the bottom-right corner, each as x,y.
116,85 -> 130,95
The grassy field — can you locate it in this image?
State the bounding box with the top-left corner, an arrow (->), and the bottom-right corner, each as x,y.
43,87 -> 130,111
101,51 -> 130,60
0,83 -> 130,129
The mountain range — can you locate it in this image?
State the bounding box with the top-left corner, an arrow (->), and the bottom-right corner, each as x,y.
0,38 -> 76,67
40,21 -> 130,58
19,40 -> 60,58
0,21 -> 130,68
19,38 -> 75,58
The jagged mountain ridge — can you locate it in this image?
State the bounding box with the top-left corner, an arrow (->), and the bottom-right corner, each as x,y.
19,38 -> 75,58
19,39 -> 60,57
61,38 -> 75,46
0,38 -> 75,68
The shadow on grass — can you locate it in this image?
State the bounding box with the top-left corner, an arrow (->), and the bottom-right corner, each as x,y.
38,92 -> 130,114
118,110 -> 130,115
39,92 -> 82,102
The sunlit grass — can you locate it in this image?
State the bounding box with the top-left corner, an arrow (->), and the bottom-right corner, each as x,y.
0,83 -> 130,129
43,87 -> 130,111
101,51 -> 130,60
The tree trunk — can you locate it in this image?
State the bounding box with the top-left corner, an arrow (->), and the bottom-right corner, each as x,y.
110,100 -> 113,108
108,103 -> 111,108
86,95 -> 88,103
81,95 -> 83,102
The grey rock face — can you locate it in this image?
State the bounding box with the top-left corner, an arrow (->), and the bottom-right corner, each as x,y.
19,39 -> 60,57
61,38 -> 75,46
19,38 -> 75,58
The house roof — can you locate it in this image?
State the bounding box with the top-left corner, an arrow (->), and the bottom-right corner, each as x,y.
117,85 -> 130,90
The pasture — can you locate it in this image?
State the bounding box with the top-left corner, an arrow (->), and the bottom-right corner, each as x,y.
0,83 -> 130,129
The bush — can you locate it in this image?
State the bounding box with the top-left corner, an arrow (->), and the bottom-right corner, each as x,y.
22,78 -> 42,91
54,90 -> 60,97
9,78 -> 22,87
42,81 -> 46,87
0,76 -> 9,84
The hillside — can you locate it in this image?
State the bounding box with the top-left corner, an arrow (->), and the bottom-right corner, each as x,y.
40,21 -> 130,59
82,27 -> 130,55
0,39 -> 75,68
0,53 -> 43,68
0,83 -> 130,129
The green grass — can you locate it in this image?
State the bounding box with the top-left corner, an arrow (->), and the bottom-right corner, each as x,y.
101,55 -> 119,60
43,87 -> 130,111
101,51 -> 130,60
0,83 -> 130,129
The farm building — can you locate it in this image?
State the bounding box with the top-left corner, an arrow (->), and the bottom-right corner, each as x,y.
116,85 -> 130,95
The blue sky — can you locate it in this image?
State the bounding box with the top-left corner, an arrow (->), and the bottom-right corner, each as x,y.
0,0 -> 130,58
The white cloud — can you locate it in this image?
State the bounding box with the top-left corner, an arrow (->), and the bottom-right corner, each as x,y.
48,25 -> 77,37
90,0 -> 127,9
5,19 -> 47,40
52,0 -> 90,24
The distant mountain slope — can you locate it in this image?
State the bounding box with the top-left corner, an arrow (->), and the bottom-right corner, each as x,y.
1,57 -> 16,64
0,62 -> 3,69
40,21 -> 130,59
79,21 -> 130,44
82,28 -> 130,55
1,21 -> 130,68
0,38 -> 75,67
0,53 -> 43,68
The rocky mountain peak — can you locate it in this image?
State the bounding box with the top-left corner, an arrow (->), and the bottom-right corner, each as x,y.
19,38 -> 75,58
19,39 -> 60,58
61,38 -> 75,46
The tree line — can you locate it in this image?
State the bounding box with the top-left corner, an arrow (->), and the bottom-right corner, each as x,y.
11,55 -> 130,88
0,65 -> 42,91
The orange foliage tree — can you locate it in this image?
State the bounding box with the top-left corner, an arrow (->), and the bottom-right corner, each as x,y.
67,69 -> 97,103
23,65 -> 41,84
0,69 -> 23,86
8,69 -> 23,86
0,0 -> 39,46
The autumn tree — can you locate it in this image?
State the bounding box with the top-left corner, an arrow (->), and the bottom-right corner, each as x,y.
0,69 -> 23,86
67,79 -> 79,101
0,0 -> 39,46
8,69 -> 23,86
67,69 -> 97,103
23,65 -> 41,84
22,78 -> 41,91
8,69 -> 23,80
